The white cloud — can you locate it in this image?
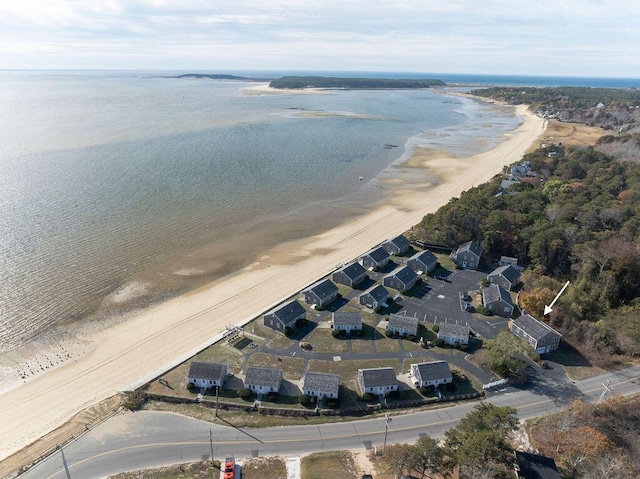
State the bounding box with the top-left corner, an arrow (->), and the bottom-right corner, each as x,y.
0,0 -> 639,76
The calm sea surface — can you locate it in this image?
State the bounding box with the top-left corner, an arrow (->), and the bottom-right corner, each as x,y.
0,71 -> 522,353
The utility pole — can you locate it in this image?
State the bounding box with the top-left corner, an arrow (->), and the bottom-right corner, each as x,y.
596,377 -> 614,405
382,414 -> 392,454
209,428 -> 215,477
60,445 -> 72,479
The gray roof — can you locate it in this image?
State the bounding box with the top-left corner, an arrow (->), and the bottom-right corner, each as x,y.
482,284 -> 513,306
304,279 -> 338,301
409,250 -> 437,268
389,314 -> 419,332
413,361 -> 452,382
332,312 -> 362,327
438,322 -> 470,340
244,367 -> 283,388
303,372 -> 340,396
266,300 -> 306,326
489,264 -> 521,284
515,451 -> 561,479
362,246 -> 389,263
455,240 -> 482,257
188,362 -> 227,381
359,367 -> 397,388
361,284 -> 391,302
335,262 -> 366,281
383,235 -> 410,251
500,255 -> 518,265
386,266 -> 418,285
513,314 -> 561,342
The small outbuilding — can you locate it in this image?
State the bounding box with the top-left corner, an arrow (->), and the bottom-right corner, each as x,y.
332,312 -> 362,333
487,264 -> 521,291
482,284 -> 514,318
409,361 -> 452,388
302,372 -> 340,399
188,362 -> 228,389
450,240 -> 482,270
407,249 -> 438,274
244,366 -> 283,394
332,262 -> 368,287
437,322 -> 470,346
359,246 -> 390,271
300,279 -> 339,308
510,313 -> 562,354
383,266 -> 418,292
357,367 -> 398,396
514,451 -> 561,479
263,299 -> 306,333
382,234 -> 411,255
387,314 -> 419,336
359,284 -> 391,310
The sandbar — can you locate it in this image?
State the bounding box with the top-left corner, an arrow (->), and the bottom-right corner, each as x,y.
0,104 -> 545,463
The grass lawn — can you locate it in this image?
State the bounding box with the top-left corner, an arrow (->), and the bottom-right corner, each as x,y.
247,352 -> 305,380
250,320 -> 295,350
306,358 -> 398,392
372,334 -> 404,352
349,333 -> 375,353
305,327 -> 349,353
434,253 -> 456,272
301,451 -> 358,479
242,457 -> 287,479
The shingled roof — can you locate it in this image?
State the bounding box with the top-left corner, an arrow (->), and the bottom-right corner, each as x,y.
482,284 -> 513,306
359,367 -> 397,388
362,246 -> 389,263
332,312 -> 362,328
515,451 -> 561,479
304,279 -> 338,302
188,362 -> 227,381
361,284 -> 390,302
334,262 -> 366,281
265,300 -> 306,326
388,314 -> 419,332
489,264 -> 521,284
454,240 -> 481,257
413,361 -> 452,383
386,266 -> 418,285
438,322 -> 470,341
512,314 -> 561,342
244,367 -> 283,388
303,372 -> 340,396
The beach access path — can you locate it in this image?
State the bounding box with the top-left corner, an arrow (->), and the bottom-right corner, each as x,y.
0,104 -> 546,463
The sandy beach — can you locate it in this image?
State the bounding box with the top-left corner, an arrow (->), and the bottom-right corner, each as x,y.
0,104 -> 545,463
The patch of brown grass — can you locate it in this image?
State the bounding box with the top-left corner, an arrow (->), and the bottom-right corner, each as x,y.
301,451 -> 358,479
242,456 -> 287,479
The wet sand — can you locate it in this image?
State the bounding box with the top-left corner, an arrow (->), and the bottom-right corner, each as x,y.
0,104 -> 545,462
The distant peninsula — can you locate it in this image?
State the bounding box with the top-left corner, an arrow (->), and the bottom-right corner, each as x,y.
175,73 -> 251,80
269,76 -> 446,90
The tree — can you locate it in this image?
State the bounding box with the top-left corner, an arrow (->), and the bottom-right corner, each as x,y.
483,331 -> 538,384
519,287 -> 555,318
443,403 -> 518,479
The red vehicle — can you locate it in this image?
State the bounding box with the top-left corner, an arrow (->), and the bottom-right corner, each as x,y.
222,456 -> 236,479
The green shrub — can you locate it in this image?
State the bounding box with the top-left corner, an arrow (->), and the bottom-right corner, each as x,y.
461,343 -> 470,352
354,329 -> 364,337
284,326 -> 294,337
432,324 -> 440,332
384,330 -> 394,338
454,342 -> 462,350
332,329 -> 344,338
123,390 -> 146,411
299,394 -> 311,405
388,390 -> 399,400
434,338 -> 445,347
476,306 -> 493,316
362,392 -> 374,401
237,388 -> 252,399
408,334 -> 417,342
326,398 -> 339,408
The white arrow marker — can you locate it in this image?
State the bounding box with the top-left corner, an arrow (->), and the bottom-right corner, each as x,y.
544,281 -> 570,316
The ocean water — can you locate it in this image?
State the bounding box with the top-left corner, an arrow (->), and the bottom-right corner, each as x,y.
0,71 -> 521,357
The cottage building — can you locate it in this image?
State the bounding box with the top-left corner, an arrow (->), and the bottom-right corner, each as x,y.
382,234 -> 411,255
332,262 -> 368,287
487,264 -> 521,291
383,266 -> 418,292
357,367 -> 398,396
450,240 -> 482,269
482,284 -> 514,317
410,361 -> 452,388
407,249 -> 438,274
387,314 -> 419,336
499,255 -> 518,267
263,300 -> 306,333
300,279 -> 339,308
437,322 -> 470,345
514,451 -> 561,479
358,246 -> 390,271
302,372 -> 340,399
243,367 -> 283,394
332,312 -> 362,333
510,314 -> 562,354
188,362 -> 228,389
359,284 -> 391,309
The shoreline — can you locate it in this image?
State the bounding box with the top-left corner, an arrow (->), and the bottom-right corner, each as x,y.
0,103 -> 545,462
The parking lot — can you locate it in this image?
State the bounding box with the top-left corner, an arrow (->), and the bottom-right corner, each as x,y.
393,268 -> 511,341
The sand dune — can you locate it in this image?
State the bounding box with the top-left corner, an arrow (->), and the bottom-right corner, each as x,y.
0,104 -> 545,462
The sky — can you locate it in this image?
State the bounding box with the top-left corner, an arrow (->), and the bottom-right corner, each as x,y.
1,0 -> 639,77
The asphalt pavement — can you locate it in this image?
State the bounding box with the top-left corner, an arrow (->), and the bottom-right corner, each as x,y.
19,364 -> 640,479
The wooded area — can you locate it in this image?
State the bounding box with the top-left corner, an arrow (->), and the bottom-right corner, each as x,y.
269,76 -> 445,89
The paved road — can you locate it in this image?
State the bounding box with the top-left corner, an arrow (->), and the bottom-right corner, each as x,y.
20,364 -> 640,479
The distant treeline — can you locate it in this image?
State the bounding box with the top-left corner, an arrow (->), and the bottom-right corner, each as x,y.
269,76 -> 445,89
